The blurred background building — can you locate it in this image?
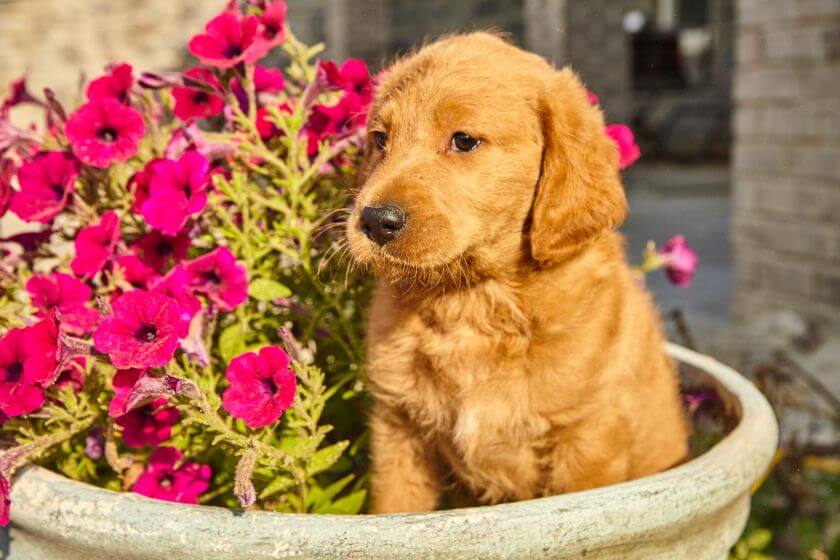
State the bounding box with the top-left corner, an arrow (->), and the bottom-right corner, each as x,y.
1,0 -> 838,335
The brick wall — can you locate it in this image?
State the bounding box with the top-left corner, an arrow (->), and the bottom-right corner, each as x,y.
732,0 -> 840,325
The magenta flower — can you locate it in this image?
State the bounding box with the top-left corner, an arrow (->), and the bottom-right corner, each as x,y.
132,446 -> 211,504
172,67 -> 225,121
115,255 -> 158,290
252,0 -> 287,59
65,98 -> 146,168
304,96 -> 364,157
140,151 -> 210,235
86,63 -> 134,104
188,11 -> 260,69
254,65 -> 286,94
134,230 -> 190,273
0,474 -> 10,527
25,272 -> 99,335
606,124 -> 641,170
586,89 -> 600,105
320,59 -> 373,107
0,321 -> 59,418
221,345 -> 297,428
0,158 -> 15,217
184,247 -> 248,312
54,357 -> 86,392
256,102 -> 292,140
70,210 -> 121,278
116,398 -> 179,448
93,290 -> 182,369
659,236 -> 699,287
9,151 -> 78,223
109,368 -> 146,417
149,266 -> 202,336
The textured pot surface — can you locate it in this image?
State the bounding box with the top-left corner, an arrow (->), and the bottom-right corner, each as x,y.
2,344 -> 778,560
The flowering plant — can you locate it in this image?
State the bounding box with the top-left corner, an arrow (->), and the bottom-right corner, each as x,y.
0,0 -> 374,522
0,0 -> 698,527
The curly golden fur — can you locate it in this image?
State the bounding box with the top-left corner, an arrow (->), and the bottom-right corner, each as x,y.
346,32 -> 689,513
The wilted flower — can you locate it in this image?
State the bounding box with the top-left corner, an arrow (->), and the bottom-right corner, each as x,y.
115,398 -> 180,448
93,290 -> 182,369
188,11 -> 260,69
70,210 -> 121,278
132,446 -> 211,504
85,428 -> 104,460
108,368 -> 147,417
86,63 -> 134,104
184,247 -> 248,312
25,272 -> 99,335
605,124 -> 640,170
65,98 -> 146,168
659,235 -> 699,287
9,151 -> 78,223
172,67 -> 225,121
222,345 -> 297,428
0,158 -> 15,217
140,151 -> 210,235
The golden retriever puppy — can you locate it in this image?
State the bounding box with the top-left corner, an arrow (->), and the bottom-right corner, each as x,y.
346,32 -> 689,513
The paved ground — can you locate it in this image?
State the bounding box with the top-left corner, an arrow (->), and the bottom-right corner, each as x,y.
621,163 -> 732,328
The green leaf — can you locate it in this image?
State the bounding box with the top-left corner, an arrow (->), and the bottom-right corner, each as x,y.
316,474 -> 354,507
318,490 -> 367,514
249,278 -> 292,301
307,441 -> 348,476
745,529 -> 772,551
219,323 -> 246,362
259,475 -> 295,500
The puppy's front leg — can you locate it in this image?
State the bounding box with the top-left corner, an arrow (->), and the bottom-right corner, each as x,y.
369,406 -> 442,513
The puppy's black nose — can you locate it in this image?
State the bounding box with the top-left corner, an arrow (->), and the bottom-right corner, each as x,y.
360,204 -> 406,245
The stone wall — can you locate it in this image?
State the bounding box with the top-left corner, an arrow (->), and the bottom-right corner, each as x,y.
732,0 -> 840,325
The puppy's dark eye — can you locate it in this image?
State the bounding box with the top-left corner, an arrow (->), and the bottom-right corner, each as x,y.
372,131 -> 387,150
450,132 -> 480,153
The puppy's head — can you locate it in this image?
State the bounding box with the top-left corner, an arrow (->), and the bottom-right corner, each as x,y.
347,33 -> 627,287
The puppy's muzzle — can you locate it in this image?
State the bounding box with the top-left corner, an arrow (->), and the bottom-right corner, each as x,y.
361,204 -> 406,245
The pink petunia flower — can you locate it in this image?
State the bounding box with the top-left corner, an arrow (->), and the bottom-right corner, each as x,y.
256,102 -> 292,140
232,65 -> 286,114
86,63 -> 134,104
586,89 -> 600,105
93,290 -> 182,369
172,67 -> 225,121
65,98 -> 146,168
115,398 -> 179,448
132,446 -> 211,504
221,345 -> 296,428
0,474 -> 10,527
54,357 -> 86,392
251,0 -> 287,60
184,247 -> 248,312
320,59 -> 373,107
140,151 -> 210,235
149,266 -> 202,336
0,158 -> 15,217
605,124 -> 641,170
114,254 -> 158,290
659,235 -> 699,287
25,272 -> 99,335
304,95 -> 365,157
134,230 -> 190,273
9,151 -> 78,223
188,11 -> 260,69
0,321 -> 59,418
70,210 -> 121,278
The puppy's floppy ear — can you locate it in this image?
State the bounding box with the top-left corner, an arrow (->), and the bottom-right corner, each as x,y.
529,68 -> 628,264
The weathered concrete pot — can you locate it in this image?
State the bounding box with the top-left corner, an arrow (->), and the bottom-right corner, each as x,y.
3,344 -> 777,560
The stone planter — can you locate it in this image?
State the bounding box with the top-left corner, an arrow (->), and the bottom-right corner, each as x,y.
2,344 -> 777,560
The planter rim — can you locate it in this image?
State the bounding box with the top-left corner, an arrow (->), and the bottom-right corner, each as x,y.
9,343 -> 778,558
